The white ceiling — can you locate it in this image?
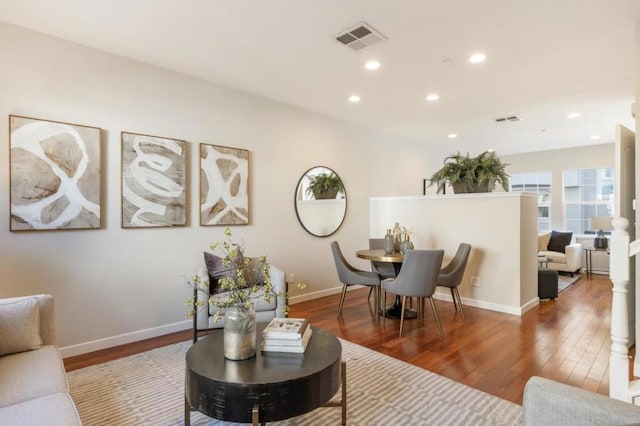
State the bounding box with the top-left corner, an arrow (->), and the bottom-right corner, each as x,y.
0,0 -> 638,155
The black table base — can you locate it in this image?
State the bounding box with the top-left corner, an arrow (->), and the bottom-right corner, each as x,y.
382,296 -> 418,319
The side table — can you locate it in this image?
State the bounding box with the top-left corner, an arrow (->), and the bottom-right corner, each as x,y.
584,247 -> 610,276
185,324 -> 346,425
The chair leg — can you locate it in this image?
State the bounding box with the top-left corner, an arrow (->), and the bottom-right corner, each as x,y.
382,289 -> 387,322
454,288 -> 466,323
373,286 -> 380,322
429,297 -> 444,337
399,296 -> 407,338
450,288 -> 458,310
367,286 -> 373,302
337,284 -> 348,317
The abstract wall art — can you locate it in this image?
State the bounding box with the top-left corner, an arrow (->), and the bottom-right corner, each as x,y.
121,132 -> 187,228
9,115 -> 102,231
200,143 -> 249,226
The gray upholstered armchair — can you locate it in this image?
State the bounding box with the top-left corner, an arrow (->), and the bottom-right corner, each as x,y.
192,263 -> 287,342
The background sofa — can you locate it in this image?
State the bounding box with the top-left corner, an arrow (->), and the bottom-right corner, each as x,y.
0,294 -> 81,425
193,263 -> 287,340
538,230 -> 583,275
524,376 -> 640,425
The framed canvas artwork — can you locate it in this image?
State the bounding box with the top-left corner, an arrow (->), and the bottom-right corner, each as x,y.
9,115 -> 102,231
121,131 -> 187,228
200,143 -> 249,226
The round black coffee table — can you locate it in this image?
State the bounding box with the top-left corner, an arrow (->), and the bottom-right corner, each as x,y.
185,324 -> 346,425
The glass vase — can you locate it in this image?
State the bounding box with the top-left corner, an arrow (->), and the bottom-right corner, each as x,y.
224,306 -> 257,360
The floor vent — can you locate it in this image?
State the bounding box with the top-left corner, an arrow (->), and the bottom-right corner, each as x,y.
495,115 -> 522,123
334,22 -> 386,51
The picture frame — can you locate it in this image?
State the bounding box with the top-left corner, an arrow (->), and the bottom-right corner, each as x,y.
9,115 -> 102,231
121,131 -> 188,228
199,143 -> 249,226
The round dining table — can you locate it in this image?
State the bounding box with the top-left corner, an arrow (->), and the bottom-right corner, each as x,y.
355,249 -> 417,319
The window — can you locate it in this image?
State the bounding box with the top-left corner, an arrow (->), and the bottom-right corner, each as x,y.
510,172 -> 551,232
563,167 -> 614,235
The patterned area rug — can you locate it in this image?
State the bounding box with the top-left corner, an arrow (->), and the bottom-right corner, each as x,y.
67,338 -> 522,426
558,273 -> 582,293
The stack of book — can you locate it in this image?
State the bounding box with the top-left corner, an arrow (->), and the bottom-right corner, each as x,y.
261,318 -> 312,353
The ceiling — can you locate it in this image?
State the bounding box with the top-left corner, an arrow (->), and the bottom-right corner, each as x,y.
0,0 -> 638,155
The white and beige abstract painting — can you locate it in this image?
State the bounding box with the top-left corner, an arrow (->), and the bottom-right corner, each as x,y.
9,115 -> 101,231
121,132 -> 187,228
200,143 -> 249,226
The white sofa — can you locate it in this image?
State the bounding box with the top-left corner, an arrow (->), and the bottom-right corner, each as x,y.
0,295 -> 81,425
538,231 -> 583,275
193,263 -> 287,340
539,243 -> 583,275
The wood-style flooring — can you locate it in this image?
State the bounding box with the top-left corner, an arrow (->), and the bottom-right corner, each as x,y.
64,273 -> 615,405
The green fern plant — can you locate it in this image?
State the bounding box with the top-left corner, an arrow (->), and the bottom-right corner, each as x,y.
428,151 -> 509,193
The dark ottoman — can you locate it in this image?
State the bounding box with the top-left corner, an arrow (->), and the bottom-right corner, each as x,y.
538,268 -> 558,300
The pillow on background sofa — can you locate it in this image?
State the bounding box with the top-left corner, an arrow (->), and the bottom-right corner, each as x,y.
0,297 -> 42,356
547,231 -> 573,253
538,232 -> 552,251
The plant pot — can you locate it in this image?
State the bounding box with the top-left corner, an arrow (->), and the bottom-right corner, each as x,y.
223,306 -> 256,360
452,181 -> 491,194
314,188 -> 339,199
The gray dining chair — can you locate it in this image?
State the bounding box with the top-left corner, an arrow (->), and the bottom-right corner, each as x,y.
330,241 -> 382,318
382,249 -> 444,337
367,238 -> 398,302
437,243 -> 471,322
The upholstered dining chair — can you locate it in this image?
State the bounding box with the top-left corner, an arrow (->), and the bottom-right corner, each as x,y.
367,238 -> 398,302
437,243 -> 471,322
330,241 -> 382,318
382,249 -> 444,337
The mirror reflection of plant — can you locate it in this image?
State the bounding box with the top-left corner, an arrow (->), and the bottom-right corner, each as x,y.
305,172 -> 345,199
185,228 -> 305,322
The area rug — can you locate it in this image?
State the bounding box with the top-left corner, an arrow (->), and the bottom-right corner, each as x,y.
558,273 -> 582,293
67,339 -> 522,426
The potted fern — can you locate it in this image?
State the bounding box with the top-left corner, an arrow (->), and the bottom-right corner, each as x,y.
428,151 -> 510,194
305,172 -> 345,199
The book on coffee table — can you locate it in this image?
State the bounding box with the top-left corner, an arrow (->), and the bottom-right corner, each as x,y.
262,327 -> 312,353
262,318 -> 310,340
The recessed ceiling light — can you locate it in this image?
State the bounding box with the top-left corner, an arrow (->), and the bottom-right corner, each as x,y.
566,112 -> 581,119
590,135 -> 600,140
364,60 -> 381,70
426,94 -> 440,102
448,133 -> 458,139
348,95 -> 361,103
469,52 -> 486,64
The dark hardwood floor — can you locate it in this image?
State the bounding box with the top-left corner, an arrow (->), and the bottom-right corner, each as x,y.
64,273 -> 615,405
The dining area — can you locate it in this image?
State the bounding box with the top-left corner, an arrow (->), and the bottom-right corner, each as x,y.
330,231 -> 471,338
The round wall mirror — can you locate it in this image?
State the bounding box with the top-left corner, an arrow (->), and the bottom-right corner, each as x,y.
294,166 -> 347,237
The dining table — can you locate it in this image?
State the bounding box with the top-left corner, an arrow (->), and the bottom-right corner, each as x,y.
355,249 -> 417,320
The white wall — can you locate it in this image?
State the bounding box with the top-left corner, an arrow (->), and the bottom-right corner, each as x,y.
0,22 -> 447,354
369,193 -> 539,315
503,143 -> 615,231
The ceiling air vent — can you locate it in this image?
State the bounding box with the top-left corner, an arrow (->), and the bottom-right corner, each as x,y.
495,115 -> 522,123
334,22 -> 387,52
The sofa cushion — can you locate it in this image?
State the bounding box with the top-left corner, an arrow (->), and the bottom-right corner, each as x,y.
0,297 -> 42,356
0,345 -> 68,408
0,393 -> 81,426
208,287 -> 277,316
538,232 -> 552,251
540,250 -> 568,265
548,231 -> 572,253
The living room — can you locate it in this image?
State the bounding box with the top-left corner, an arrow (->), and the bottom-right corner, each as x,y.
1,1 -> 639,424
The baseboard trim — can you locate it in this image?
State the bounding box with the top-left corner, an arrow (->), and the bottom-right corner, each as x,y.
289,285 -> 358,304
59,320 -> 192,359
433,291 -> 537,316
